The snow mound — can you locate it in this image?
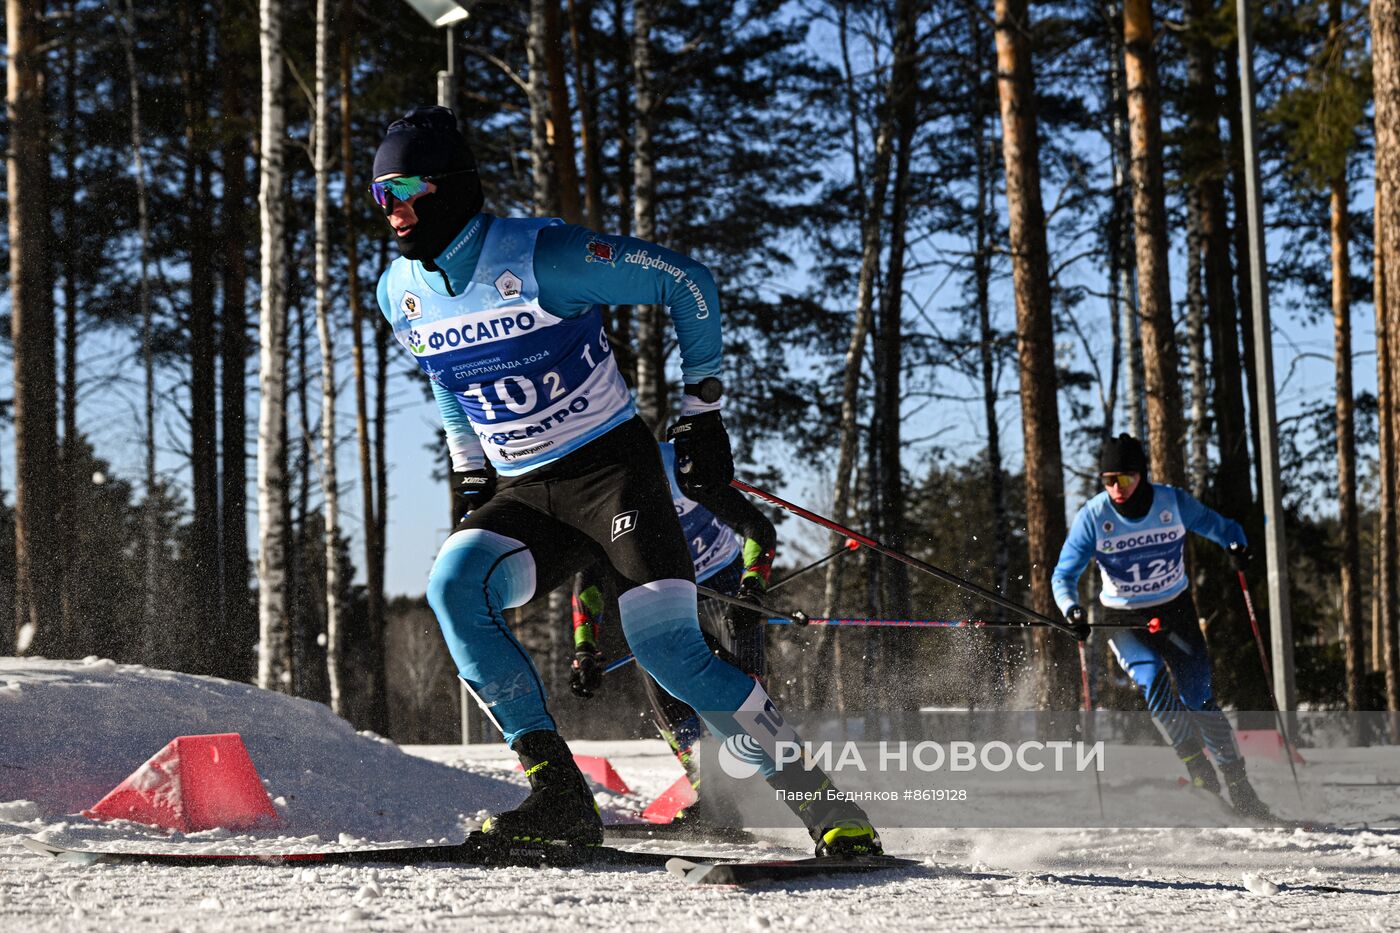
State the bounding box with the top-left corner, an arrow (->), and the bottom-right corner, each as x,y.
0,657 -> 526,846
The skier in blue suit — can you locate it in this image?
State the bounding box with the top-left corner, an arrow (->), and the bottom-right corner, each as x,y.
1053,434 -> 1270,818
371,107 -> 880,856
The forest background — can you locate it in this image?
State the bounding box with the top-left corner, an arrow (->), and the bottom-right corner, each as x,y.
3,0 -> 1397,743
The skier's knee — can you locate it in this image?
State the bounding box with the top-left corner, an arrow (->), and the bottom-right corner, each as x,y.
426,529 -> 537,625
619,580 -> 716,699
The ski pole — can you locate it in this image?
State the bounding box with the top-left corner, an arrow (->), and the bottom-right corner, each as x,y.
731,479 -> 1079,638
695,583 -> 808,623
768,539 -> 861,593
1078,639 -> 1105,820
766,617 -> 1144,629
1235,570 -> 1305,804
604,621 -> 1144,673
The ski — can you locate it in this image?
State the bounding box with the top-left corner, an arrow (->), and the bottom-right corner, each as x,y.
19,833 -> 699,870
605,821 -> 756,845
665,853 -> 920,886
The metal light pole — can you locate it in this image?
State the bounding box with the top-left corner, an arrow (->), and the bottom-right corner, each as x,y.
1236,0 -> 1297,717
402,0 -> 469,110
402,0 -> 476,744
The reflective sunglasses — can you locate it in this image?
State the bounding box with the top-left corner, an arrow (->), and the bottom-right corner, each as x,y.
1101,472 -> 1138,490
369,169 -> 474,210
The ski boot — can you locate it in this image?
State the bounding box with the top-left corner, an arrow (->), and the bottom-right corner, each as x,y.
1179,745 -> 1221,794
482,730 -> 603,845
787,778 -> 884,858
814,818 -> 884,858
1221,759 -> 1275,821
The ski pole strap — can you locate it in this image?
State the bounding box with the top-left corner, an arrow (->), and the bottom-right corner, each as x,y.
730,479 -> 1078,639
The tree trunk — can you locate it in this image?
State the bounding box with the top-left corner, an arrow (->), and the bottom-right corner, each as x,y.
528,0 -> 557,215
875,0 -> 918,621
184,1 -> 220,675
994,0 -> 1073,709
971,6 -> 1009,606
1123,0 -> 1183,486
1185,0 -> 1253,517
546,0 -> 582,223
343,0 -> 388,731
257,0 -> 292,693
1226,73 -> 1265,509
1333,175 -> 1362,711
971,3 -> 1013,693
1109,11 -> 1143,440
115,0 -> 161,664
59,2 -> 79,651
631,0 -> 666,432
1185,191 -> 1209,499
375,241 -> 391,634
609,0 -> 635,380
568,0 -> 603,230
1375,0 -> 1400,715
823,2 -> 894,619
7,0 -> 60,657
218,0 -> 253,682
314,0 -> 344,715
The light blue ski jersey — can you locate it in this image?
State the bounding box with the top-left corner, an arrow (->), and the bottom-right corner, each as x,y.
377,213 -> 722,475
658,441 -> 741,582
1052,484 -> 1247,612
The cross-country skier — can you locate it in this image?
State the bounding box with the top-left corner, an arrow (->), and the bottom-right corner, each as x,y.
570,439 -> 776,828
372,106 -> 880,856
1052,433 -> 1272,819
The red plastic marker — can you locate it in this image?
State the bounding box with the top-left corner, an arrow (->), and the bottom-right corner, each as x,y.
1147,617 -> 1162,634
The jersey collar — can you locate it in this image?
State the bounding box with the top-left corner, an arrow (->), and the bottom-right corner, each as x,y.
426,212 -> 491,296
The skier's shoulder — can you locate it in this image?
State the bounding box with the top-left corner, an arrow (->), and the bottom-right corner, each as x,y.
1146,482 -> 1189,510
1078,490 -> 1114,521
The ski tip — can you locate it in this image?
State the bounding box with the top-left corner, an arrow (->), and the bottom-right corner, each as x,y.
665,857 -> 711,883
20,838 -> 99,865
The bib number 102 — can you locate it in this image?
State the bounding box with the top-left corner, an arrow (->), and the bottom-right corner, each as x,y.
463,328 -> 609,421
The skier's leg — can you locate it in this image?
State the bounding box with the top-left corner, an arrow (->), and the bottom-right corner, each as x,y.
571,422 -> 879,854
426,495 -> 605,844
427,496 -> 589,743
1157,596 -> 1269,815
1157,595 -> 1241,766
1107,627 -> 1215,788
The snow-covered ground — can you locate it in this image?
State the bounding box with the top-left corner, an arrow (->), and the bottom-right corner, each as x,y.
2,658 -> 1398,931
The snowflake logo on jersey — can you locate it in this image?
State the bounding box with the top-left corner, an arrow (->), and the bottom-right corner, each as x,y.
400,291 -> 422,321
584,236 -> 618,266
1159,510 -> 1173,524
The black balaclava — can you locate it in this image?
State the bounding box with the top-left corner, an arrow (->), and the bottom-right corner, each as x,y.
372,106 -> 483,264
1099,433 -> 1153,519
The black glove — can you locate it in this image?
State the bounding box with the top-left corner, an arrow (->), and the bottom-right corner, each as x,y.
666,411 -> 734,496
1066,605 -> 1090,642
455,468 -> 496,512
725,577 -> 765,633
570,646 -> 605,699
1228,542 -> 1250,572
